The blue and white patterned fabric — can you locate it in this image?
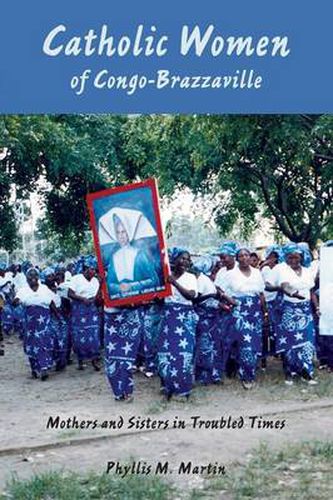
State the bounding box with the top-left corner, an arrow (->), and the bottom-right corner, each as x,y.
298,243 -> 312,268
24,305 -> 54,374
71,302 -> 100,361
138,303 -> 162,373
50,314 -> 69,369
264,245 -> 283,263
266,299 -> 281,355
157,303 -> 198,397
277,300 -> 315,377
232,295 -> 263,382
2,303 -> 15,335
168,247 -> 188,265
217,241 -> 239,257
192,256 -> 216,276
104,308 -> 142,400
195,306 -> 223,384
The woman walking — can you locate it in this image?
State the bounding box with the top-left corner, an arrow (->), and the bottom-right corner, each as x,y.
68,256 -> 101,371
223,248 -> 266,389
14,268 -> 57,380
276,243 -> 318,385
157,248 -> 198,400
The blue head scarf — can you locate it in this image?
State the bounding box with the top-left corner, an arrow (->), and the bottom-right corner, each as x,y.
83,255 -> 98,270
236,246 -> 251,259
298,242 -> 312,268
283,243 -> 303,257
264,245 -> 283,263
26,267 -> 40,279
192,255 -> 216,275
73,256 -> 84,275
217,241 -> 239,257
22,261 -> 32,275
168,247 -> 188,265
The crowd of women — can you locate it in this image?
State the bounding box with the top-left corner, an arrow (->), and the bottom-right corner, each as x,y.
0,240 -> 332,401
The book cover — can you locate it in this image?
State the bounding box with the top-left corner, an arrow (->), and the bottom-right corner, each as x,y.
0,1 -> 332,499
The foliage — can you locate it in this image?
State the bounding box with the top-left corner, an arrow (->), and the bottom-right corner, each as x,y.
121,115 -> 333,248
1,114 -> 332,253
194,440 -> 333,499
4,470 -> 175,500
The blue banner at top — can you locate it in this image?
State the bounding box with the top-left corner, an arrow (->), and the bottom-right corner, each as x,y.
0,0 -> 332,113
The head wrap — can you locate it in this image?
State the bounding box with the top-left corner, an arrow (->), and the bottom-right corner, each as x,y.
236,246 -> 251,259
192,255 -> 216,275
73,256 -> 84,275
283,243 -> 303,258
217,241 -> 239,257
98,207 -> 156,246
264,245 -> 283,263
83,255 -> 98,270
22,261 -> 32,275
44,266 -> 55,277
168,247 -> 188,265
298,242 -> 312,268
55,263 -> 66,273
26,267 -> 40,279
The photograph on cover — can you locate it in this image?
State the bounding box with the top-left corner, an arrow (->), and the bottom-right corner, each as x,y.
87,179 -> 171,307
0,114 -> 333,498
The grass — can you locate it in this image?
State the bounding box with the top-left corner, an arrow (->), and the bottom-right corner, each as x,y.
2,471 -> 176,500
3,441 -> 333,499
191,440 -> 333,499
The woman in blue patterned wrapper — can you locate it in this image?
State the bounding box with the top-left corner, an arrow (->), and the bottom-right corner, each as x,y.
14,268 -> 59,381
68,256 -> 101,371
98,207 -> 159,299
104,303 -> 142,402
43,266 -> 69,372
157,247 -> 198,400
192,255 -> 237,385
222,248 -> 267,390
214,241 -> 240,378
275,243 -> 318,385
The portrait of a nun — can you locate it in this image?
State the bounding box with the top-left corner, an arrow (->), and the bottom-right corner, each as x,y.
98,207 -> 159,298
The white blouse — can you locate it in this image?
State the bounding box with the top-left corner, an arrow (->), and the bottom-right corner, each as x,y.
197,273 -> 219,308
224,266 -> 265,298
261,265 -> 279,302
276,265 -> 314,303
16,284 -> 55,308
69,274 -> 99,299
215,266 -> 236,295
165,271 -> 198,305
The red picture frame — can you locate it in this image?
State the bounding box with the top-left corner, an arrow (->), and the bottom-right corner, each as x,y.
86,178 -> 171,307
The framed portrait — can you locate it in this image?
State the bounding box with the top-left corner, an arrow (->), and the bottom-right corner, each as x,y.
86,178 -> 171,307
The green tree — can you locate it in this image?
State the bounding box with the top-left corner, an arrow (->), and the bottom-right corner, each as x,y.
1,114 -> 332,253
0,115 -> 126,252
122,115 -> 333,247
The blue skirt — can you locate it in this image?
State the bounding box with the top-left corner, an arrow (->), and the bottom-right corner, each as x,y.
195,306 -> 223,384
24,305 -> 54,373
157,303 -> 198,397
50,312 -> 69,367
232,295 -> 264,382
138,303 -> 162,373
71,302 -> 100,361
2,302 -> 15,335
277,300 -> 315,377
104,308 -> 142,399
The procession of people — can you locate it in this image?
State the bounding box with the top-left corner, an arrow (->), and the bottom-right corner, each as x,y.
0,240 -> 331,402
